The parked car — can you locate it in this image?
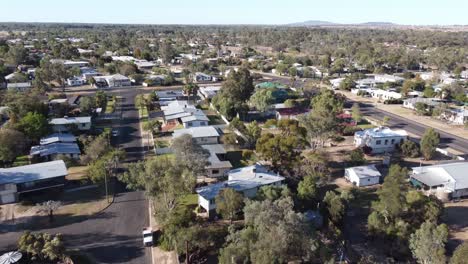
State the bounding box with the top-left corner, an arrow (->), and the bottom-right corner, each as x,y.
142,228 -> 154,247
111,129 -> 120,137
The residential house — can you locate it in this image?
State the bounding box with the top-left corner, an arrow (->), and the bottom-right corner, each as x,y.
134,60 -> 157,71
403,97 -> 442,110
40,133 -> 77,145
198,86 -> 221,100
7,82 -> 32,91
196,164 -> 284,216
410,162 -> 468,200
201,144 -> 233,178
354,127 -> 408,154
49,116 -> 92,132
345,165 -> 382,187
163,101 -> 209,128
143,75 -> 166,87
330,78 -> 345,89
440,108 -> 468,125
0,160 -> 68,204
67,76 -> 86,86
193,72 -> 216,83
275,107 -> 309,120
374,74 -> 405,84
156,90 -> 185,106
370,89 -> 402,101
172,126 -> 220,145
30,143 -> 80,161
93,74 -> 131,88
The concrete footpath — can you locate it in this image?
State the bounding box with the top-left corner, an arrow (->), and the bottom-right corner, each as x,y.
139,107 -> 179,264
148,201 -> 178,264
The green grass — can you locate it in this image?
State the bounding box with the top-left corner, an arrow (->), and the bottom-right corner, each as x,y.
13,155 -> 29,167
176,194 -> 198,214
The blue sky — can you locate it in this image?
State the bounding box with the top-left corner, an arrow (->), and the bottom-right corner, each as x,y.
3,0 -> 467,25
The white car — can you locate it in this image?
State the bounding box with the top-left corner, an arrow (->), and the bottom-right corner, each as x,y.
111,129 -> 120,137
143,228 -> 154,247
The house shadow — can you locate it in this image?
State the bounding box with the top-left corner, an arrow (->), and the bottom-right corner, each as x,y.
0,211 -> 116,234
442,205 -> 468,253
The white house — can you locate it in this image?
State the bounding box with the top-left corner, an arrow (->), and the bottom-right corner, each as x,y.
0,160 -> 68,204
374,74 -> 405,84
354,127 -> 408,154
345,165 -> 382,187
94,74 -> 131,88
49,116 -> 92,132
370,89 -> 402,100
196,164 -> 284,216
410,162 -> 468,200
193,72 -> 216,83
198,86 -> 221,99
7,82 -> 32,91
172,126 -> 220,145
67,76 -> 86,86
403,97 -> 441,110
441,108 -> 468,125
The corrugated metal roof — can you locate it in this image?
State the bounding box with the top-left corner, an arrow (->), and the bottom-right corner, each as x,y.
0,160 -> 68,185
346,165 -> 382,179
173,126 -> 220,139
412,162 -> 468,189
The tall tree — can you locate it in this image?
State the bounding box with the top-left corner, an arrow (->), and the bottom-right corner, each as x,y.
420,128 -> 440,160
215,188 -> 244,223
409,221 -> 448,264
351,103 -> 362,123
249,88 -> 275,112
171,134 -> 209,175
18,232 -> 66,262
219,197 -> 317,263
451,241 -> 468,264
0,129 -> 28,165
18,112 -> 50,142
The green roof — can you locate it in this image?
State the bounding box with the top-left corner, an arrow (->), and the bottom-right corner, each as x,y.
255,82 -> 287,89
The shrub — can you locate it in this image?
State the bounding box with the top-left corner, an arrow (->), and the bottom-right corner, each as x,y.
342,126 -> 362,136
400,140 -> 420,158
348,148 -> 366,166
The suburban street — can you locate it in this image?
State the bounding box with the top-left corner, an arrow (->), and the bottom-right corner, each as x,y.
358,102 -> 468,156
0,87 -> 151,264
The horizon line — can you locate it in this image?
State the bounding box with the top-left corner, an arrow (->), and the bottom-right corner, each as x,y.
0,21 -> 467,27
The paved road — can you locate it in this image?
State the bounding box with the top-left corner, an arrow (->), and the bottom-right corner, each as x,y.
358,102 -> 468,156
0,88 -> 151,263
111,88 -> 146,162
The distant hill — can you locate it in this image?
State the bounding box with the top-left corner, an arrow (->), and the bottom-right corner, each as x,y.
288,20 -> 337,26
359,22 -> 397,26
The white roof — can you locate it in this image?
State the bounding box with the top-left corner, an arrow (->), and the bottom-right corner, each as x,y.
346,165 -> 382,179
0,160 -> 68,185
412,162 -> 468,190
30,143 -> 81,157
196,164 -> 284,200
40,133 -> 76,145
355,127 -> 407,138
173,126 -> 219,139
50,116 -> 91,125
